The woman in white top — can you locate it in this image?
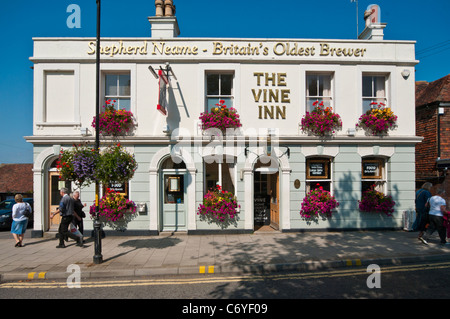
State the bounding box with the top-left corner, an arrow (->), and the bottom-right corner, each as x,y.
422,188 -> 448,245
11,194 -> 31,247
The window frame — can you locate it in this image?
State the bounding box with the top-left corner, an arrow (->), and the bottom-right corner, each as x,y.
362,74 -> 388,113
361,156 -> 387,194
203,156 -> 237,196
305,157 -> 333,194
205,71 -> 235,112
305,73 -> 334,112
103,72 -> 131,111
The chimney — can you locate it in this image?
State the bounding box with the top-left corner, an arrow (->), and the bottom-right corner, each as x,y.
148,0 -> 180,38
358,4 -> 386,41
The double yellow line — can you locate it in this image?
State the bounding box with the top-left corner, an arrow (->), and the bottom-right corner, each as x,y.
2,261 -> 450,289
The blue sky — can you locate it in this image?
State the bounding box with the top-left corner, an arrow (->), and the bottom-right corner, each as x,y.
0,0 -> 449,164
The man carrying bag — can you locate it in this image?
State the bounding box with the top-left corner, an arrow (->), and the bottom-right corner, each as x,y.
50,188 -> 83,248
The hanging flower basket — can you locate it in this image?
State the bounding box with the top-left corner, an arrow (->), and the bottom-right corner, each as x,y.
300,186 -> 339,220
199,100 -> 242,134
57,145 -> 99,187
356,103 -> 397,135
358,186 -> 395,217
89,188 -> 137,231
197,185 -> 240,226
92,99 -> 135,136
300,101 -> 342,136
95,144 -> 138,184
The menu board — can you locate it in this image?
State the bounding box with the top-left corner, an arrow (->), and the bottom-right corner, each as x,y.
254,195 -> 270,225
362,160 -> 382,179
307,160 -> 329,179
105,182 -> 128,196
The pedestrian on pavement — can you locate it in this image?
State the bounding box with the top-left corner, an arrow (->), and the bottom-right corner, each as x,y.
50,188 -> 82,248
11,194 -> 31,247
72,191 -> 86,236
421,188 -> 448,245
414,182 -> 432,241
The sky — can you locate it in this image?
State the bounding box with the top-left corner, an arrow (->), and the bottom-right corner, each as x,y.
0,0 -> 449,164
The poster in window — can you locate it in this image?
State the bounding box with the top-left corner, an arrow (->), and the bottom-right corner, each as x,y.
362,160 -> 382,179
307,160 -> 329,179
168,176 -> 180,192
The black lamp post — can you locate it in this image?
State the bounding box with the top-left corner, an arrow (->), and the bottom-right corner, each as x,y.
93,0 -> 103,264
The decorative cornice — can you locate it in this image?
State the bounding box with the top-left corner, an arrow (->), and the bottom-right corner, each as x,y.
24,135 -> 424,145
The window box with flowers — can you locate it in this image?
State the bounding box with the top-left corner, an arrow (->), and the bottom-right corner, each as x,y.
199,100 -> 242,134
57,144 -> 99,188
92,99 -> 135,137
300,101 -> 342,137
358,186 -> 395,217
197,185 -> 240,228
356,102 -> 397,136
89,188 -> 137,231
300,185 -> 339,222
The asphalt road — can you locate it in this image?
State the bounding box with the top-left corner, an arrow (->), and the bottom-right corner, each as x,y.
2,260 -> 450,301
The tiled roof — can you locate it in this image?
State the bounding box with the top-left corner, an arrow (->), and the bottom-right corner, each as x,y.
0,164 -> 33,194
416,74 -> 450,107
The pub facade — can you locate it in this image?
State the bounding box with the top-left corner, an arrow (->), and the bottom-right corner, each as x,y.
27,2 -> 420,236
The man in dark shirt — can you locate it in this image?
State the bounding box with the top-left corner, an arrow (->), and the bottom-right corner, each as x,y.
72,190 -> 86,236
51,188 -> 82,248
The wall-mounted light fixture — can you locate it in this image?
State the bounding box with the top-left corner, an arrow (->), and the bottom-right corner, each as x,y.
401,69 -> 410,79
80,127 -> 90,136
347,128 -> 356,136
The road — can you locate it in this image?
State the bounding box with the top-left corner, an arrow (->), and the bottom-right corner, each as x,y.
2,260 -> 450,301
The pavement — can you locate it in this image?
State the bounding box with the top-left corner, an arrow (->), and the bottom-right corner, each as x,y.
1,229 -> 450,282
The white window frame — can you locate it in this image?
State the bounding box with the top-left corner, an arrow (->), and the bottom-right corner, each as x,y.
362,74 -> 388,113
203,156 -> 238,196
103,72 -> 131,111
100,64 -> 136,115
361,156 -> 388,194
305,73 -> 334,112
305,157 -> 334,196
205,71 -> 235,112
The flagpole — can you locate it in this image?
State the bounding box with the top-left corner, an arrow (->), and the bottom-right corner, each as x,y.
356,0 -> 359,38
352,0 -> 359,38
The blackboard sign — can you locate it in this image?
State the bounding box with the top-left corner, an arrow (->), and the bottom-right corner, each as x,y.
362,160 -> 382,179
105,182 -> 128,196
254,195 -> 270,225
307,160 -> 329,179
310,163 -> 324,176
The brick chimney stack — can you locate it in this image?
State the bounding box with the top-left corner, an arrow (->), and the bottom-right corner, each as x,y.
149,0 -> 180,38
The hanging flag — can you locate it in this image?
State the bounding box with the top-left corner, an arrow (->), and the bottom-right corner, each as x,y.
157,69 -> 168,116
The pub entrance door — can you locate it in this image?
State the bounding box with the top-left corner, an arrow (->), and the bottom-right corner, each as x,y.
47,170 -> 71,231
160,170 -> 187,232
254,164 -> 280,230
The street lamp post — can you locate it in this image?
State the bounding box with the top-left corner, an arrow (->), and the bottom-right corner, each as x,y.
93,0 -> 103,264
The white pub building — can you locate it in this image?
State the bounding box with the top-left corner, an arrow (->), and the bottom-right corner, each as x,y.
27,1 -> 420,237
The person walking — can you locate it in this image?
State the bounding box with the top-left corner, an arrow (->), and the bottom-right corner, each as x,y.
50,188 -> 82,248
11,194 -> 31,247
414,182 -> 432,241
72,191 -> 86,236
421,188 -> 448,245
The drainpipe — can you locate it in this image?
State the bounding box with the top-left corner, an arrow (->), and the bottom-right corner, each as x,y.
437,106 -> 441,160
